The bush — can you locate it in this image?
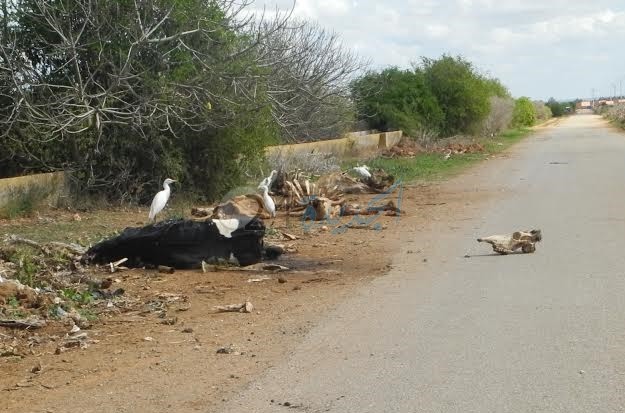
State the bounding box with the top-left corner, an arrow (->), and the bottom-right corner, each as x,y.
351,67 -> 444,137
546,98 -> 575,117
533,101 -> 553,122
604,103 -> 625,126
512,97 -> 537,127
419,55 -> 493,136
481,96 -> 514,136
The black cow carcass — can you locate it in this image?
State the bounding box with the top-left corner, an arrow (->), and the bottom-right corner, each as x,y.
82,217 -> 265,269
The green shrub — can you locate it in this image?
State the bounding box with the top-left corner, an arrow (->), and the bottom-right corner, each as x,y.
419,55 -> 493,136
512,97 -> 537,127
351,67 -> 444,137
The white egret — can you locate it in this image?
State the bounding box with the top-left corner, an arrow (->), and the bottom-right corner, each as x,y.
258,170 -> 277,189
258,184 -> 276,218
443,149 -> 452,160
352,165 -> 372,179
148,178 -> 176,222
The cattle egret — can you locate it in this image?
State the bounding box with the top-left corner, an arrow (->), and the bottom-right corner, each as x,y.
148,178 -> 176,222
259,170 -> 277,189
443,149 -> 452,160
352,165 -> 371,179
258,184 -> 276,218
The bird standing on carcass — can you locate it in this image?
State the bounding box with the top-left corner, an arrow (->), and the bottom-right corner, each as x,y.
477,229 -> 542,255
148,178 -> 176,222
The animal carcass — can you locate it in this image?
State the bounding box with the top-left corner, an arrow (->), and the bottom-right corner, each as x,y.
82,217 -> 265,269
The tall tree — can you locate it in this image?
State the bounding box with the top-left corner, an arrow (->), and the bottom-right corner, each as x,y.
419,55 -> 492,136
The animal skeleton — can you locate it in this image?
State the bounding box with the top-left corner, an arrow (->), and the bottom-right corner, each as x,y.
477,229 -> 542,255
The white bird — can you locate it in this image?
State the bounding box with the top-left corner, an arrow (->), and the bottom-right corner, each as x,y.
258,170 -> 277,189
148,178 -> 176,222
443,149 -> 452,160
258,184 -> 276,218
352,165 -> 372,179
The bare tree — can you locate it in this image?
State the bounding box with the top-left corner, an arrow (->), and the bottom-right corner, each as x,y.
0,0 -> 289,141
0,0 -> 285,197
254,19 -> 368,142
0,0 -> 367,199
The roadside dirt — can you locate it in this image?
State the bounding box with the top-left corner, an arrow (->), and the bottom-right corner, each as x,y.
0,173 -> 498,413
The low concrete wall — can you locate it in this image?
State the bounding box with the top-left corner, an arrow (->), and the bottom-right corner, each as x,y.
266,130 -> 403,158
0,172 -> 68,217
380,131 -> 403,148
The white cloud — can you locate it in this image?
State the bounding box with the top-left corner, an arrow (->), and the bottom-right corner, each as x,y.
255,0 -> 625,99
287,0 -> 352,19
425,24 -> 450,38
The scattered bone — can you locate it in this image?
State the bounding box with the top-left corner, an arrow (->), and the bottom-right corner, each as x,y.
289,197 -> 343,221
247,277 -> 271,283
281,232 -> 298,240
205,263 -> 289,272
213,301 -> 254,313
341,200 -> 401,216
109,258 -> 128,273
158,265 -> 175,274
193,194 -> 270,220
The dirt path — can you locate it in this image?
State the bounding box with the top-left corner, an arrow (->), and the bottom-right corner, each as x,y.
1,143 -> 517,413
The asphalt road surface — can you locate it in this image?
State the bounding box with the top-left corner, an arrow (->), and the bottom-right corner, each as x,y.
218,115 -> 625,413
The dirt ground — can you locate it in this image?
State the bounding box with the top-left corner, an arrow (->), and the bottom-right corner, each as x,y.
0,172 -> 494,413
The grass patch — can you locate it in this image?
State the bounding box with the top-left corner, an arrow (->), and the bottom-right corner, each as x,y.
488,127 -> 531,149
61,288 -> 93,306
0,219 -> 121,246
361,153 -> 485,182
345,127 -> 532,184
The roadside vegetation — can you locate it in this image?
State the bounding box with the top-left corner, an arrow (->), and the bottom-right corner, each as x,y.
345,127 -> 532,183
599,103 -> 625,128
0,0 -> 574,208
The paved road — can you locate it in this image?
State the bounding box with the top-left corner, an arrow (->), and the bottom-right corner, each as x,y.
218,115 -> 625,413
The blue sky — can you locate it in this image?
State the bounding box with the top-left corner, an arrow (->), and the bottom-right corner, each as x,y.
253,0 -> 625,100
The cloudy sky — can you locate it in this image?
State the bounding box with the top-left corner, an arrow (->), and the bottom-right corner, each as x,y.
253,0 -> 625,100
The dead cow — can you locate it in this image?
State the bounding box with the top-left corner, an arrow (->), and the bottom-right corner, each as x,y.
83,217 -> 265,269
477,229 -> 542,255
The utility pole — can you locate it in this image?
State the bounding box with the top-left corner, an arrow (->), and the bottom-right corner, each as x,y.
592,88 -> 595,107
611,83 -> 617,100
